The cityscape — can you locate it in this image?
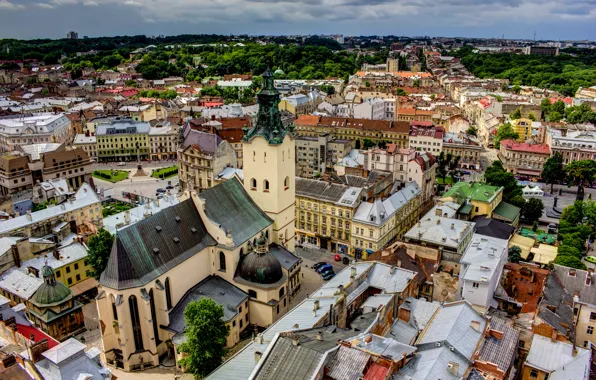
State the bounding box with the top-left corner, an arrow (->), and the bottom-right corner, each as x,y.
0,30 -> 595,380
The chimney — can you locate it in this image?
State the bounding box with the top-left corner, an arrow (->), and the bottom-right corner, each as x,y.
26,210 -> 32,221
256,333 -> 263,344
390,265 -> 397,274
397,260 -> 401,268
316,331 -> 323,341
586,269 -> 593,286
470,320 -> 481,332
351,267 -> 357,278
11,245 -> 20,268
314,300 -> 320,311
436,219 -> 440,225
254,351 -> 262,363
292,336 -> 300,346
364,334 -> 372,343
435,208 -> 442,216
447,362 -> 459,376
450,223 -> 455,230
124,210 -> 131,224
53,250 -> 60,260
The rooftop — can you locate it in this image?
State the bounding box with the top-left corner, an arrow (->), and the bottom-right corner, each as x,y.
404,214 -> 474,250
353,182 -> 421,227
525,335 -> 590,377
500,139 -> 550,154
442,182 -> 501,204
460,234 -> 508,283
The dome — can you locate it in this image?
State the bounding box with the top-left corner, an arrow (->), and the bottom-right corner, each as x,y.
274,69 -> 284,75
33,266 -> 73,306
238,251 -> 283,285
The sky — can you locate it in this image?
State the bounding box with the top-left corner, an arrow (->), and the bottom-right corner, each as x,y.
0,0 -> 595,41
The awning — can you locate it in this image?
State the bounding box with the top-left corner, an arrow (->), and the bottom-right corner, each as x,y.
71,278 -> 98,296
517,169 -> 541,176
298,230 -> 316,238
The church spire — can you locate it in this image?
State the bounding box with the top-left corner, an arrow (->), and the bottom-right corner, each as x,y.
243,68 -> 294,145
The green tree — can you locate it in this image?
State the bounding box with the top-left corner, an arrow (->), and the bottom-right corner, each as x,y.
510,107 -> 522,120
362,138 -> 376,149
553,253 -> 586,270
494,123 -> 519,148
85,228 -> 114,280
320,85 -> 335,95
508,245 -> 522,263
524,198 -> 544,223
551,100 -> 566,115
395,88 -> 407,96
541,152 -> 564,193
511,85 -> 521,94
528,113 -> 536,121
466,126 -> 478,136
177,298 -> 230,377
549,111 -> 563,122
540,98 -> 551,120
436,152 -> 460,184
484,160 -> 522,201
565,160 -> 596,190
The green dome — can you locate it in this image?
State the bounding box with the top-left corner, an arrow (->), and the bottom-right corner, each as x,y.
33,266 -> 73,306
274,69 -> 284,75
41,265 -> 54,277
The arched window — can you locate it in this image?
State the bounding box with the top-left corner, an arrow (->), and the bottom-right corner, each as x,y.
219,251 -> 226,272
265,230 -> 269,239
110,294 -> 118,321
250,178 -> 257,190
253,151 -> 256,161
284,176 -> 289,190
263,180 -> 270,192
239,248 -> 244,256
264,152 -> 267,163
248,289 -> 257,298
165,278 -> 172,310
149,289 -> 160,344
279,287 -> 285,298
129,295 -> 144,351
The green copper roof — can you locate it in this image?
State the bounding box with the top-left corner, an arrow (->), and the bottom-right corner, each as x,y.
443,182 -> 502,203
493,201 -> 521,223
33,274 -> 72,307
243,68 -> 294,145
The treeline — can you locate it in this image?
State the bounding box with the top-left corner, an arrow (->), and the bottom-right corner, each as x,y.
455,45 -> 596,96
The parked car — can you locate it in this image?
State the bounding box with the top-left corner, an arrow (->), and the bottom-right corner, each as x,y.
334,254 -> 341,261
313,262 -> 327,270
586,256 -> 596,264
342,257 -> 350,265
156,188 -> 166,193
317,264 -> 333,273
166,185 -> 174,190
321,267 -> 334,276
117,162 -> 126,166
322,271 -> 336,281
156,194 -> 164,199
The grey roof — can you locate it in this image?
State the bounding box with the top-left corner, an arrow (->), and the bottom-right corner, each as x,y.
417,301 -> 485,361
269,243 -> 301,271
351,333 -> 416,359
95,119 -> 150,135
182,129 -> 223,154
525,335 -> 591,378
327,345 -> 371,380
390,320 -> 418,345
460,234 -> 508,283
472,216 -> 515,240
394,346 -> 468,379
404,214 -> 475,250
100,198 -> 217,290
537,273 -> 575,339
353,182 -> 421,226
0,268 -> 43,300
167,276 -> 248,339
295,178 -> 355,204
36,338 -> 110,380
200,178 -> 273,246
477,317 -> 519,373
552,264 -> 596,306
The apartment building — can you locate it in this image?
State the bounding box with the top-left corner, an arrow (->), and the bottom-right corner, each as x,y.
364,145 -> 416,182
149,123 -> 179,160
295,178 -> 362,253
511,118 -> 533,142
295,134 -> 352,178
407,152 -> 437,212
0,155 -> 33,195
73,134 -> 97,160
95,118 -> 151,162
352,182 -> 421,258
442,132 -> 483,170
0,114 -> 71,151
294,115 -> 410,149
41,148 -> 93,189
353,98 -> 386,120
409,122 -> 445,155
278,93 -> 322,116
498,139 -> 550,178
395,108 -> 434,123
548,128 -> 596,165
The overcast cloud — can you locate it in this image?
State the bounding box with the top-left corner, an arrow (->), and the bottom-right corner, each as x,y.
0,0 -> 594,40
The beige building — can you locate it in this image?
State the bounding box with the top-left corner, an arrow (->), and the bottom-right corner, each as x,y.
73,134 -> 97,160
407,153 -> 437,212
295,178 -> 362,253
295,134 -> 352,178
0,114 -> 71,152
40,148 -> 93,189
96,69 -> 301,373
0,155 -> 33,195
498,139 -> 550,178
351,182 -> 421,259
278,93 -> 322,116
178,130 -> 237,191
149,123 -> 179,160
442,132 -> 483,170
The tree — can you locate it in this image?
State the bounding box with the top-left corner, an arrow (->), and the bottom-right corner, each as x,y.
551,100 -> 566,115
85,228 -> 114,280
510,107 -> 522,120
553,253 -> 586,270
528,113 -> 536,121
508,245 -> 522,263
540,98 -> 551,120
436,152 -> 460,184
565,160 -> 596,194
320,85 -> 335,95
494,123 -> 519,148
511,85 -> 521,94
484,160 -> 522,201
541,152 -> 564,193
362,138 -> 376,149
549,111 -> 563,122
524,198 -> 544,222
395,88 -> 407,96
466,126 -> 478,136
365,81 -> 371,88
177,298 -> 230,377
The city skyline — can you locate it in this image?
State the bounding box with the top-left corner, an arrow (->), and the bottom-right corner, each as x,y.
0,0 -> 595,40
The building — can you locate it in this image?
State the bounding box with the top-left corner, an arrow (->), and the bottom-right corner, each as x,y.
32,178 -> 73,204
66,31 -> 78,39
35,338 -> 112,379
278,93 -> 321,116
498,139 -> 550,178
295,178 -> 361,253
295,134 -> 352,178
364,145 -> 416,182
178,130 -> 237,191
0,154 -> 33,195
352,182 -> 421,258
353,98 -> 386,120
524,45 -> 559,56
548,129 -> 596,165
459,234 -> 508,311
522,335 -> 590,380
441,182 -> 504,220
442,132 -> 483,170
149,123 -> 179,160
95,118 -> 151,162
511,118 -> 533,142
0,114 -> 71,152
96,69 -> 302,372
408,123 -> 444,154
395,108 -> 434,123
387,57 -> 399,72
294,115 -> 410,149
40,148 -> 93,189
117,104 -> 158,122
407,152 -> 437,212
73,134 -> 97,160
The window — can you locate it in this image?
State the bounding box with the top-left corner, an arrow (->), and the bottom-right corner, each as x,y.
111,294 -> 118,321
67,278 -> 72,285
264,180 -> 270,192
55,270 -> 61,278
284,176 -> 289,190
149,289 -> 160,344
279,287 -> 285,298
472,282 -> 479,288
240,319 -> 243,328
250,178 -> 257,190
74,263 -> 79,270
129,295 -> 144,351
165,278 -> 172,310
248,290 -> 257,298
76,274 -> 81,281
588,326 -> 594,335
246,314 -> 249,322
66,266 -> 71,274
529,369 -> 538,378
232,320 -> 236,327
277,305 -> 280,314
591,312 -> 596,321
219,251 -> 226,272
475,207 -> 479,212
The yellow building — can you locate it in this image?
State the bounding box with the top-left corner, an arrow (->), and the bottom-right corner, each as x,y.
351,182 -> 421,259
117,104 -> 158,122
512,118 -> 532,142
295,178 -> 361,253
441,182 -> 503,219
95,118 -> 151,162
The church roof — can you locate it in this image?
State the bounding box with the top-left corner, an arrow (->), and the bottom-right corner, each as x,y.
201,178 -> 273,246
100,198 -> 217,290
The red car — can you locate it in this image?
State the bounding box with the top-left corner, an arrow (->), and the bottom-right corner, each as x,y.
334,254 -> 341,261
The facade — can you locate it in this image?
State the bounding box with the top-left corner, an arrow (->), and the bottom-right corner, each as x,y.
117,104 -> 158,122
97,70 -> 301,372
407,152 -> 437,212
364,145 -> 416,182
73,134 -> 97,160
295,134 -> 352,178
353,98 -> 386,120
352,182 -> 421,258
441,182 -> 504,219
178,130 -> 237,191
498,139 -> 550,177
41,148 -> 93,189
395,108 -> 434,123
95,118 -> 151,162
278,94 -> 321,116
295,178 -> 361,253
0,154 -> 33,195
149,123 -> 179,160
0,114 -> 71,152
511,118 -> 533,142
408,123 -> 444,154
548,129 -> 596,165
442,132 -> 483,169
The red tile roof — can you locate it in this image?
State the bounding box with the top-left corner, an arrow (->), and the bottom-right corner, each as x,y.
364,363 -> 390,380
17,324 -> 59,348
294,115 -> 320,126
500,139 -> 550,154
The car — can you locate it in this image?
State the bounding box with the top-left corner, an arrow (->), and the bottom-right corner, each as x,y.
342,257 -> 350,265
174,183 -> 181,187
321,267 -> 334,276
334,254 -> 341,261
313,262 -> 327,270
156,194 -> 164,199
166,185 -> 174,190
586,256 -> 596,264
317,264 -> 332,273
117,162 -> 126,166
460,170 -> 471,175
156,188 -> 166,193
322,271 -> 336,281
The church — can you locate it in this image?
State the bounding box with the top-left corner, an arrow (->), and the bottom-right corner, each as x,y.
95,69 -> 301,372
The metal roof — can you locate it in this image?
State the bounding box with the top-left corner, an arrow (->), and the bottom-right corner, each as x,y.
0,268 -> 42,300
553,264 -> 596,306
404,214 -> 474,250
327,345 -> 371,380
460,234 -> 508,283
525,335 -> 590,378
477,317 -> 519,372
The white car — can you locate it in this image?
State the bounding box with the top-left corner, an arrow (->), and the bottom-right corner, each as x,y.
117,162 -> 126,166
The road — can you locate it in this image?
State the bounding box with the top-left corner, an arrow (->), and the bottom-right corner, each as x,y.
93,175 -> 181,202
92,160 -> 178,171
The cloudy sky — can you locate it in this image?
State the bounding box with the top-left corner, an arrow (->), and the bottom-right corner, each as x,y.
0,0 -> 594,40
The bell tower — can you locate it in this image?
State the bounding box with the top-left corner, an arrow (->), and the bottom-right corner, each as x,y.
242,69 -> 296,252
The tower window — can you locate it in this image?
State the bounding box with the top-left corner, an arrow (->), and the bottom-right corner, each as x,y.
219,251 -> 226,272
264,152 -> 266,163
250,178 -> 257,190
264,180 -> 270,192
284,176 -> 290,190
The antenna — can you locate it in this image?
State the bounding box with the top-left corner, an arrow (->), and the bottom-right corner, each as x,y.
533,31 -> 536,41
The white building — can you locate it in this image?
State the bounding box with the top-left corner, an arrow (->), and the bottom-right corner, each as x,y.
353,98 -> 386,120
0,113 -> 71,151
459,234 -> 508,311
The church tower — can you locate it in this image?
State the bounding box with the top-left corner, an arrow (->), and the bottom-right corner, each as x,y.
242,69 -> 296,252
